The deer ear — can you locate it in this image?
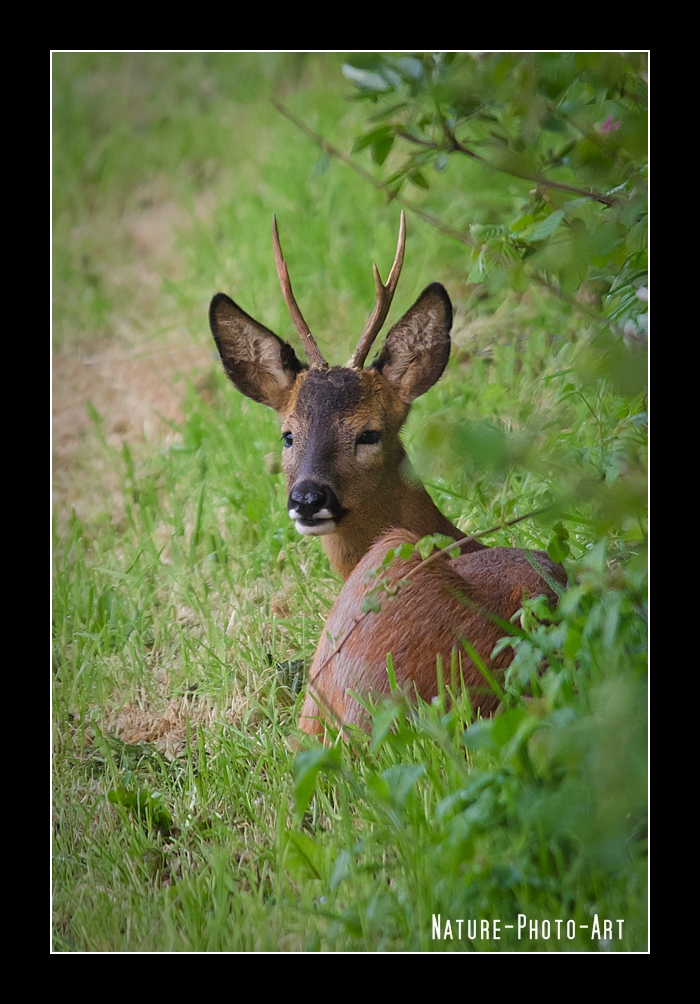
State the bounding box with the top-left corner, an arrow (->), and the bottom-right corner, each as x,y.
209,293 -> 306,412
371,283 -> 452,403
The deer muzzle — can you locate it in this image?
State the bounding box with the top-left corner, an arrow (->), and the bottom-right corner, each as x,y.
287,480 -> 344,536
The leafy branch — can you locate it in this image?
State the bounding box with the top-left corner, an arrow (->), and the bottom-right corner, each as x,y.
273,100 -> 643,341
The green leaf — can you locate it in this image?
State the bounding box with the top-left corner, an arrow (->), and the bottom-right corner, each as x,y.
564,625 -> 583,659
352,125 -> 394,154
107,787 -> 172,834
292,748 -> 341,815
285,831 -> 325,881
528,209 -> 565,241
547,522 -> 572,562
385,652 -> 398,691
420,533 -> 460,559
510,212 -> 537,234
463,720 -> 495,752
361,594 -> 382,614
626,216 -> 648,254
338,907 -> 363,937
467,260 -> 485,283
330,849 -> 352,891
395,541 -> 415,561
366,771 -> 391,802
408,170 -> 429,190
491,707 -> 527,747
370,700 -> 401,751
380,763 -> 426,807
371,134 -> 394,165
542,115 -> 565,133
368,101 -> 409,122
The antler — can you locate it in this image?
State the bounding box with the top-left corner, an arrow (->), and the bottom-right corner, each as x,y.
272,216 -> 327,369
350,210 -> 406,369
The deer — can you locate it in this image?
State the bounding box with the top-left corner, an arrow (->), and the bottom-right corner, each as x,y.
209,213 -> 566,735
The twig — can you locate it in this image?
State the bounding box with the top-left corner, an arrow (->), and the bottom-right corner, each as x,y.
450,142 -> 620,206
398,128 -> 620,206
273,101 -> 477,249
307,507 -> 551,694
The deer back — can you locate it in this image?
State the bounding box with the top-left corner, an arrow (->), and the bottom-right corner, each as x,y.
299,530 -> 567,734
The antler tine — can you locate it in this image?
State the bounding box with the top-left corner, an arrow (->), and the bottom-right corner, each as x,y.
272,216 -> 327,369
350,210 -> 406,369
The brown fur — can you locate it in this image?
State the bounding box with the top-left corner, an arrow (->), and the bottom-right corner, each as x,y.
279,366 -> 483,578
299,530 -> 566,734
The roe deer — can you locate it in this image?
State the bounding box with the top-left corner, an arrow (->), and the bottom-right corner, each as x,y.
209,214 -> 565,734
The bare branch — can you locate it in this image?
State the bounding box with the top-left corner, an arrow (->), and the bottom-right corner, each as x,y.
396,127 -> 620,206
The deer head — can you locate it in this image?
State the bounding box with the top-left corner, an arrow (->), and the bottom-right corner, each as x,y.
209,213 -> 468,578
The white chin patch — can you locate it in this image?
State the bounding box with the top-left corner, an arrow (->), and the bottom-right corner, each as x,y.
294,519 -> 337,537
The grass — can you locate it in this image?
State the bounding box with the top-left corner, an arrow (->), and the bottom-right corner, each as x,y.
52,53 -> 647,952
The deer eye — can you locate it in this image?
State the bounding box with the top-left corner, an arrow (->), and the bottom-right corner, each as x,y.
357,430 -> 381,445
282,432 -> 293,448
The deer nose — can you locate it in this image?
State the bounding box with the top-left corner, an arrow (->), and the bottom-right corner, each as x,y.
288,480 -> 339,521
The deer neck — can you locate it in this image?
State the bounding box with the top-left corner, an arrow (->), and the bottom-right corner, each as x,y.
321,456 -> 464,580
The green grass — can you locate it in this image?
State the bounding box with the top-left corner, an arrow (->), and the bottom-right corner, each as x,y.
52,54 -> 647,952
